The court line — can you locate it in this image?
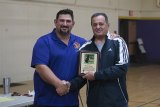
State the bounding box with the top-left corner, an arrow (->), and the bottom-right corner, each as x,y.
137,97 -> 160,107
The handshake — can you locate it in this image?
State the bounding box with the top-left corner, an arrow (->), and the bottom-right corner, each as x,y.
56,80 -> 71,96
56,71 -> 95,96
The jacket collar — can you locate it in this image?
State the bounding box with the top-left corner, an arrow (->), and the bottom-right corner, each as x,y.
91,35 -> 108,43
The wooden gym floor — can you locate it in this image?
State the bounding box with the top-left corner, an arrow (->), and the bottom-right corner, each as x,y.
0,63 -> 160,107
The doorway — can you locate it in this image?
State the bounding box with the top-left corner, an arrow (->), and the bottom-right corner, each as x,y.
119,19 -> 137,63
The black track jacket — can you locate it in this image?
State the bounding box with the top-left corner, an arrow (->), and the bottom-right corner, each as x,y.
70,34 -> 129,107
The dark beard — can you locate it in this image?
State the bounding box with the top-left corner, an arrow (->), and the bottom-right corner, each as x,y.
58,25 -> 70,36
59,29 -> 70,36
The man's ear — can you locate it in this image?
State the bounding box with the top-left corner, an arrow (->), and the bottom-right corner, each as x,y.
54,19 -> 57,24
54,19 -> 58,27
107,23 -> 110,27
72,21 -> 75,26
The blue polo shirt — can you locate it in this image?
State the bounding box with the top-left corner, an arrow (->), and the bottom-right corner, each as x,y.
31,29 -> 86,106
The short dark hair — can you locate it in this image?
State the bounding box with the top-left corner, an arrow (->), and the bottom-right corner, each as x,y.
56,9 -> 74,20
91,13 -> 108,24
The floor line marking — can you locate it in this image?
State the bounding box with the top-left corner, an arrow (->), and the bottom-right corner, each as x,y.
137,97 -> 160,107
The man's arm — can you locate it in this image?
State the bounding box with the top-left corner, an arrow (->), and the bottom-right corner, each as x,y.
69,76 -> 87,91
36,64 -> 69,96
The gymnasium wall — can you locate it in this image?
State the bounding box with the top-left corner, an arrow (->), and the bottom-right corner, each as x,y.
0,0 -> 159,84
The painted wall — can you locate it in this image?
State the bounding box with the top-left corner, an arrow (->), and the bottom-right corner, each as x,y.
137,0 -> 160,62
0,0 -> 159,84
137,20 -> 160,61
141,0 -> 160,17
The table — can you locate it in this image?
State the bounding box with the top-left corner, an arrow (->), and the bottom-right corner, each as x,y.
0,94 -> 34,107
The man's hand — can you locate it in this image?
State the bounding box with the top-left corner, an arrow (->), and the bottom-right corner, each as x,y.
110,33 -> 120,39
83,71 -> 95,81
56,80 -> 70,96
74,42 -> 80,49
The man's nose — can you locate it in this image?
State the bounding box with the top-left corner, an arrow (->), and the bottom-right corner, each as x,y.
63,21 -> 67,26
96,24 -> 100,29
